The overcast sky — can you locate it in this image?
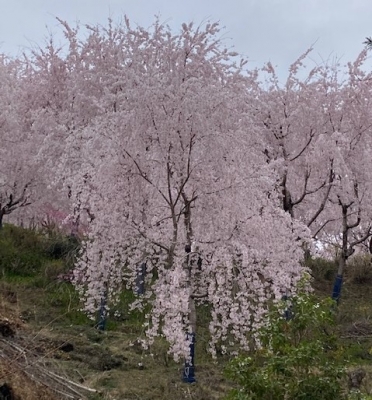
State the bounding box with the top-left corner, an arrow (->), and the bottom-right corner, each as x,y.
1,0 -> 372,80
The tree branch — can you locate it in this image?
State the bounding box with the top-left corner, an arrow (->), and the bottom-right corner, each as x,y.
307,161 -> 334,228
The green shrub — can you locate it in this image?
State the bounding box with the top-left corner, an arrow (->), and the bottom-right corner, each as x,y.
42,234 -> 80,263
225,288 -> 347,400
348,391 -> 372,400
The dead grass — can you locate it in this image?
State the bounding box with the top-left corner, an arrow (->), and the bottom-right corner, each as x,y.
0,362 -> 59,400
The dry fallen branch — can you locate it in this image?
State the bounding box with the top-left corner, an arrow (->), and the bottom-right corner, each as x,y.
343,320 -> 372,337
0,337 -> 98,399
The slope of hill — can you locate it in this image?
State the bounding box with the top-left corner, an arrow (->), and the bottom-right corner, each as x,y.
1,224 -> 372,399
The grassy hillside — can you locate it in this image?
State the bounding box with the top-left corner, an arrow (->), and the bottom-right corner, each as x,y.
1,224 -> 372,399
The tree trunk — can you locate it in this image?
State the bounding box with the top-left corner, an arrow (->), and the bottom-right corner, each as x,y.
332,250 -> 345,303
97,292 -> 107,331
182,194 -> 197,383
182,293 -> 196,383
332,204 -> 349,303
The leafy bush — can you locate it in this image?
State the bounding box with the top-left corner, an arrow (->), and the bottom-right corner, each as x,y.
225,289 -> 347,400
42,234 -> 79,260
348,391 -> 372,400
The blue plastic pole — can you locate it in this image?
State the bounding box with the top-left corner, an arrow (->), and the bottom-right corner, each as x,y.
182,332 -> 196,383
282,294 -> 294,320
135,262 -> 147,295
332,274 -> 343,303
97,293 -> 107,331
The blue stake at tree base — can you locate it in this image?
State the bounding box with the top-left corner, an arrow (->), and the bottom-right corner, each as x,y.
97,294 -> 107,331
182,332 -> 196,383
135,262 -> 147,295
281,294 -> 294,320
332,274 -> 343,303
